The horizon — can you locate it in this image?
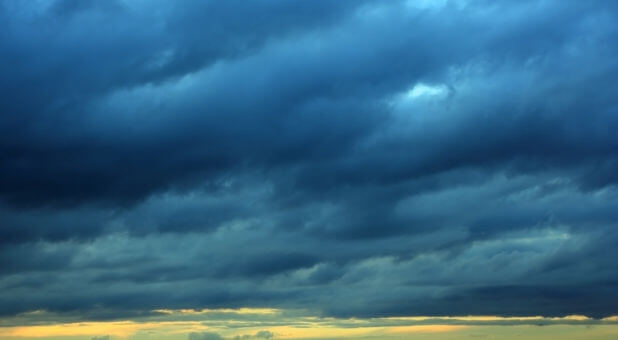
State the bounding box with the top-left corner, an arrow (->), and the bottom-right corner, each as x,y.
2,308 -> 618,339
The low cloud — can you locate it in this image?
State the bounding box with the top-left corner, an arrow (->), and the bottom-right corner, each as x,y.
189,332 -> 224,340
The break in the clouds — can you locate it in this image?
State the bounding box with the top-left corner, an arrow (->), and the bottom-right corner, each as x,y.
1,0 -> 618,324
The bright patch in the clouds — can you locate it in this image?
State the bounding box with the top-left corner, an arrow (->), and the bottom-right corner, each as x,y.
405,0 -> 448,10
405,83 -> 449,99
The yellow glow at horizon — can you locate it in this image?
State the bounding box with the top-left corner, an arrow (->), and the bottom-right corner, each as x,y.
551,314 -> 590,321
1,311 -> 618,339
239,324 -> 467,339
153,307 -> 280,315
383,315 -> 546,322
0,321 -> 208,338
0,322 -> 465,339
383,325 -> 467,334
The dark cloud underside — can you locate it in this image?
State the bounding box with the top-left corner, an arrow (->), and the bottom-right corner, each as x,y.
1,0 -> 617,320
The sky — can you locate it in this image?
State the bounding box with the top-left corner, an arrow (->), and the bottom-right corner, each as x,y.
1,0 -> 618,339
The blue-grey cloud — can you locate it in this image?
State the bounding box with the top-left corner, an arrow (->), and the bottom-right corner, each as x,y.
189,332 -> 224,340
1,0 -> 617,321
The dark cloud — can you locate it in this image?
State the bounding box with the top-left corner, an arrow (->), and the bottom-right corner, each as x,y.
189,332 -> 224,340
189,330 -> 275,340
1,0 -> 618,322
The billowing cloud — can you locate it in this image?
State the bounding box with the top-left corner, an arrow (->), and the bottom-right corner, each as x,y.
1,0 -> 618,325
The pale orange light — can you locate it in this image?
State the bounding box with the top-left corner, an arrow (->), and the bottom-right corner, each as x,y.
0,321 -> 208,338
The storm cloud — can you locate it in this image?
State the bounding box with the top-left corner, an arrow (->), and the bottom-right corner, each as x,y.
1,0 -> 618,321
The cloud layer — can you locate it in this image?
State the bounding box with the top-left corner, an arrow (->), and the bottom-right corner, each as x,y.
1,0 -> 618,321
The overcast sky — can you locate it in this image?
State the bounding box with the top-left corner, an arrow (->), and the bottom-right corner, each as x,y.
1,0 -> 618,337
